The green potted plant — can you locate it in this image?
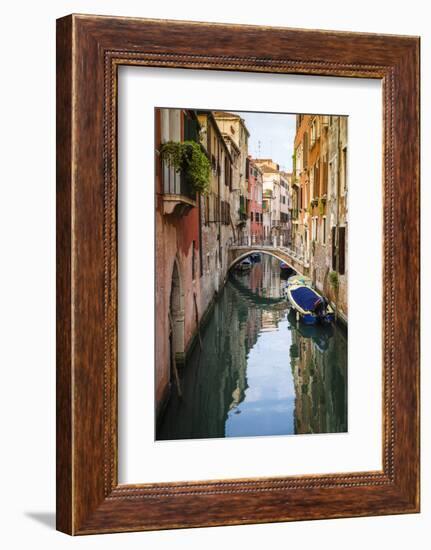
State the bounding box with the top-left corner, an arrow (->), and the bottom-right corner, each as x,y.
160,140 -> 211,194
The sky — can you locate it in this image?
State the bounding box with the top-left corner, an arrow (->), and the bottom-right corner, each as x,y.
233,111 -> 297,172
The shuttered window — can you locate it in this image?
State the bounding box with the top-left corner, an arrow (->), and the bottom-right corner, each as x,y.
303,133 -> 308,169
332,226 -> 346,274
332,226 -> 336,270
339,226 -> 346,275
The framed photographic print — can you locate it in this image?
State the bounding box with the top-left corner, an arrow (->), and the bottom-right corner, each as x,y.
56,14 -> 420,535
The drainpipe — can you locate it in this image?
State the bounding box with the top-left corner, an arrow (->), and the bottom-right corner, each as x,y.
334,118 -> 341,321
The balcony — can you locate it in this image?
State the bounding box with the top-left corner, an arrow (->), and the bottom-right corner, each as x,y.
162,162 -> 197,215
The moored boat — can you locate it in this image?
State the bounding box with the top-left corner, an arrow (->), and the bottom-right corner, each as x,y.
285,276 -> 334,325
235,257 -> 253,271
280,262 -> 296,279
250,253 -> 261,262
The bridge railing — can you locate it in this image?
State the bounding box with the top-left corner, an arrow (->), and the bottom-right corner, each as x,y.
231,236 -> 294,248
229,238 -> 310,267
232,236 -> 273,247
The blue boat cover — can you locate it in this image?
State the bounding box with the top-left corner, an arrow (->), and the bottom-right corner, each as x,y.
290,286 -> 322,312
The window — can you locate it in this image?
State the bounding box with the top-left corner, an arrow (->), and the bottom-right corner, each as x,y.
331,226 -> 346,274
220,201 -> 231,225
303,133 -> 309,168
312,217 -> 317,241
184,113 -> 199,142
224,156 -> 230,188
226,202 -> 229,225
339,226 -> 346,275
341,147 -> 347,193
310,166 -> 314,200
207,124 -> 212,156
332,226 -> 336,270
322,217 -> 327,245
213,193 -> 220,222
322,158 -> 328,196
315,163 -> 320,198
311,118 -> 317,146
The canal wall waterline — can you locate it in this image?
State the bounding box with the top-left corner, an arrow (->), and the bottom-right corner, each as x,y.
157,262 -> 251,425
156,289 -> 220,425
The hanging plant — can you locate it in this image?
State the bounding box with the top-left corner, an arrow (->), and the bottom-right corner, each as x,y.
238,206 -> 248,219
329,270 -> 339,290
160,140 -> 211,194
318,198 -> 326,215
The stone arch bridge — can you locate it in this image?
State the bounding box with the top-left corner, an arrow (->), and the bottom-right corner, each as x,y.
228,245 -> 310,277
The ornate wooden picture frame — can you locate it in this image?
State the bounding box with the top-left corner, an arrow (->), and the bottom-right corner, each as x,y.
56,14 -> 420,535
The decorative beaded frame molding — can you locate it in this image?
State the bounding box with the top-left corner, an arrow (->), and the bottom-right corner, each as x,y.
56,15 -> 420,535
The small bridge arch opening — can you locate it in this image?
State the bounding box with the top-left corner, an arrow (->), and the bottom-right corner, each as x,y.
228,249 -> 298,274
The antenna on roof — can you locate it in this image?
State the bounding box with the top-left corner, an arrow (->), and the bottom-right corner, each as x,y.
258,140 -> 261,157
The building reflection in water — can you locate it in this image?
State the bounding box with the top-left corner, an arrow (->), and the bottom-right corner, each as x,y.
157,256 -> 347,440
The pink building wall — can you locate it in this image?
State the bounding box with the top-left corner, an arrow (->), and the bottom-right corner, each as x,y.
155,109 -> 202,413
248,158 -> 263,243
155,109 -> 237,415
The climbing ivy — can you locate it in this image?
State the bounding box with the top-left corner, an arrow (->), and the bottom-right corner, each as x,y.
160,140 -> 211,194
329,270 -> 339,290
318,194 -> 327,216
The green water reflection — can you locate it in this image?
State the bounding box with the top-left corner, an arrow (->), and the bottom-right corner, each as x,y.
157,256 -> 347,440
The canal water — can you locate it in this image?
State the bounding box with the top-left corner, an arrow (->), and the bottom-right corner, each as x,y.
157,255 -> 347,440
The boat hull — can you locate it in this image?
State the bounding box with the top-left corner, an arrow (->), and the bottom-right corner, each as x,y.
286,278 -> 334,325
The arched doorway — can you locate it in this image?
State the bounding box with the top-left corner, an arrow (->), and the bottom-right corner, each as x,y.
169,260 -> 185,370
